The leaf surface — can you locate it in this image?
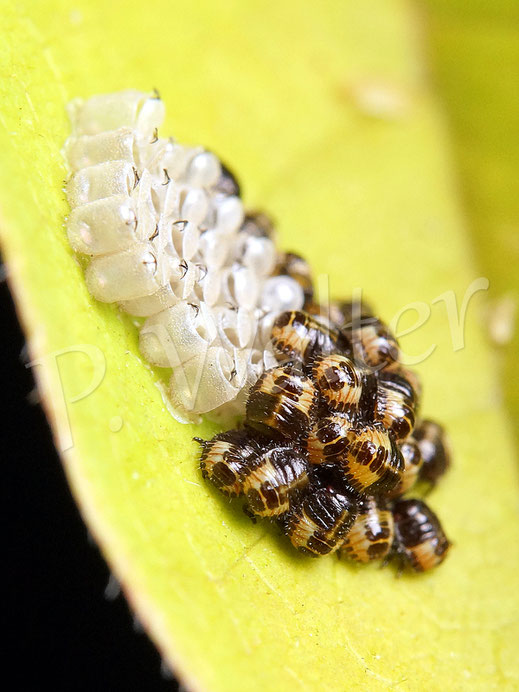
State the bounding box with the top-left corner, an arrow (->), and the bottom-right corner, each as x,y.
1,1 -> 518,690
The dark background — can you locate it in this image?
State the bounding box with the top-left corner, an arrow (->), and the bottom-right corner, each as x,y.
3,278 -> 179,691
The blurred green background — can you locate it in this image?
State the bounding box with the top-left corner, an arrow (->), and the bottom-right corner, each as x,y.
426,0 -> 519,448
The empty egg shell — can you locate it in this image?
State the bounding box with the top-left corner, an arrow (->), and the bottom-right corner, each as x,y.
64,127 -> 138,172
67,194 -> 138,255
199,228 -> 233,269
66,160 -> 137,208
139,301 -> 217,368
119,278 -> 189,316
68,90 -> 165,138
85,242 -> 160,302
213,306 -> 254,350
169,346 -> 240,413
180,188 -> 209,225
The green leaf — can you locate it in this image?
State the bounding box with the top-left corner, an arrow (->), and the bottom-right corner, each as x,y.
1,1 -> 518,690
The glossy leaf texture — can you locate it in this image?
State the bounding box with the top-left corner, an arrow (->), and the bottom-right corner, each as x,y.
0,1 -> 518,690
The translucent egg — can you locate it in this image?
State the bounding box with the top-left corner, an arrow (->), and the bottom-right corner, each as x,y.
180,188 -> 209,225
68,90 -> 165,138
199,268 -> 222,306
119,282 -> 183,317
198,228 -> 232,269
67,194 -> 138,255
139,301 -> 217,368
63,89 -> 298,419
215,195 -> 244,232
239,235 -> 277,277
213,306 -> 254,350
186,151 -> 221,188
66,160 -> 137,208
64,128 -> 137,172
85,243 -> 160,302
260,275 -> 304,313
169,346 -> 239,413
220,265 -> 259,311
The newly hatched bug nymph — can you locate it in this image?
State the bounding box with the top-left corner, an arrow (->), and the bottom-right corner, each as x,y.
391,498 -> 450,572
246,363 -> 317,440
306,415 -> 404,495
339,496 -> 394,563
281,486 -> 358,556
333,299 -> 375,329
196,432 -> 310,517
413,419 -> 451,485
311,353 -> 377,418
196,429 -> 258,496
271,310 -> 346,364
241,445 -> 310,518
341,315 -> 400,371
386,437 -> 423,499
239,211 -> 275,238
375,369 -> 418,442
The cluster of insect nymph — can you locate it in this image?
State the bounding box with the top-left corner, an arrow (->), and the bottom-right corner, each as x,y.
196,271 -> 452,573
64,90 -> 451,573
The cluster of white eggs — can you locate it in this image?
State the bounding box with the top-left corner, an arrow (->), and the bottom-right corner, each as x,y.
64,90 -> 305,420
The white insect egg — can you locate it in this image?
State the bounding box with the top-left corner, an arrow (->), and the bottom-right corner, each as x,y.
212,348 -> 265,418
217,308 -> 240,351
260,275 -> 305,313
136,138 -> 175,177
147,142 -> 201,182
120,264 -> 205,316
160,180 -> 183,219
139,301 -> 217,368
66,160 -> 137,208
233,266 -> 259,310
165,221 -> 200,262
169,346 -> 239,414
180,222 -> 202,262
67,194 -> 137,255
152,235 -> 186,284
186,151 -> 221,188
85,243 -> 160,302
236,307 -> 254,349
180,188 -> 209,225
220,265 -> 259,311
68,90 -> 165,138
213,306 -> 254,351
64,127 -> 137,172
239,235 -> 277,277
171,260 -> 199,298
199,201 -> 216,231
251,311 -> 275,353
199,267 -> 222,306
134,169 -> 159,239
64,89 -> 312,420
119,282 -> 182,317
215,195 -> 244,232
198,228 -> 232,269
